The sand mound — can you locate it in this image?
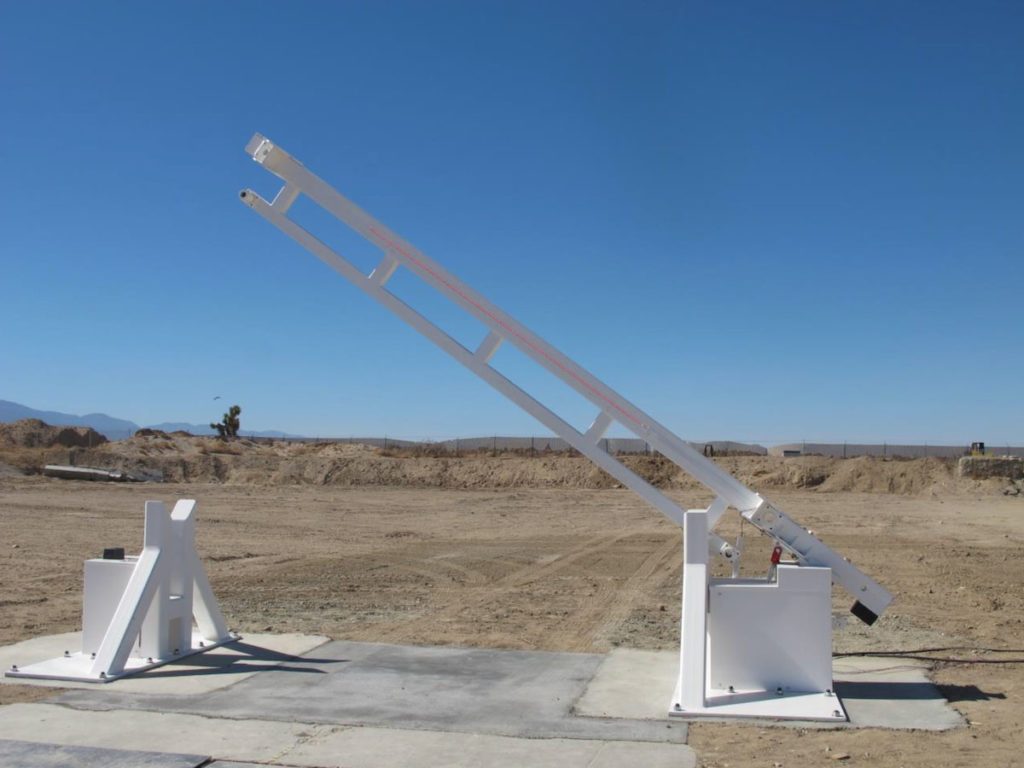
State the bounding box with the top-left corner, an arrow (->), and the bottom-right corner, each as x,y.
816,455 -> 956,494
22,433 -> 975,495
4,425 -> 1017,496
0,418 -> 108,449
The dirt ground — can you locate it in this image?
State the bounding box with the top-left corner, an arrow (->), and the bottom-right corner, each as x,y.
1,467 -> 1022,767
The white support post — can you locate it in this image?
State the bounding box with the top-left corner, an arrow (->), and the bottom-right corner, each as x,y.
675,509 -> 708,712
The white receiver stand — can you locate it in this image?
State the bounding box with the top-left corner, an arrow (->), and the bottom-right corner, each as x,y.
7,500 -> 234,683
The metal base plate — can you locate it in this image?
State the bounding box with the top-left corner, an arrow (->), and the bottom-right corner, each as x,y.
670,679 -> 847,722
5,632 -> 238,683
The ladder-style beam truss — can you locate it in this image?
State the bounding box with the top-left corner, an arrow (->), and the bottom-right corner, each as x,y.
240,134 -> 892,621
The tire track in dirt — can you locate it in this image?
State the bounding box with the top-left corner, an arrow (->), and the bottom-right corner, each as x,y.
369,533 -> 631,644
583,535 -> 680,650
520,534 -> 681,652
381,556 -> 492,588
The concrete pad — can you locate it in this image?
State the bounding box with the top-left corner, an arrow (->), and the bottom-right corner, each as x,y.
574,649 -> 670,720
0,703 -> 333,763
832,656 -> 965,730
0,704 -> 696,768
576,648 -> 964,729
9,634 -> 959,766
55,640 -> 688,743
1,632 -> 329,694
285,726 -> 696,768
0,739 -> 206,768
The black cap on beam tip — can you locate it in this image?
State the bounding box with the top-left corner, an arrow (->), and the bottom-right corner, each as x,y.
851,600 -> 879,626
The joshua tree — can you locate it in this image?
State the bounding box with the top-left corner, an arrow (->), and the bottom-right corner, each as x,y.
211,405 -> 241,439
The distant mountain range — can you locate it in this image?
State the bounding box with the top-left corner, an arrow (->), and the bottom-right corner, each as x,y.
0,399 -> 301,441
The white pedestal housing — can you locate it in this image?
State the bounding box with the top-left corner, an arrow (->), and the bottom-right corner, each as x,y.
671,510 -> 846,721
707,566 -> 833,696
6,499 -> 234,683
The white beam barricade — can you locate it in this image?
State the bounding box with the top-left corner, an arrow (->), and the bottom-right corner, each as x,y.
239,134 -> 894,719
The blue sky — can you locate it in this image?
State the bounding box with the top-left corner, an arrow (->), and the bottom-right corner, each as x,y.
1,1 -> 1021,444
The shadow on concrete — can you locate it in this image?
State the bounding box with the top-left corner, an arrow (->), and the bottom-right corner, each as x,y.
0,738 -> 207,768
140,642 -> 348,679
935,683 -> 1006,703
227,641 -> 344,665
835,680 -> 947,702
142,661 -> 334,679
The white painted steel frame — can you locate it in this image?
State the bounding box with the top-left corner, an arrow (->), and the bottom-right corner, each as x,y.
239,133 -> 892,621
6,500 -> 233,683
